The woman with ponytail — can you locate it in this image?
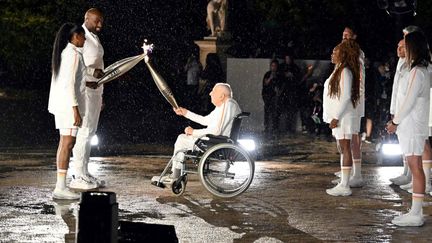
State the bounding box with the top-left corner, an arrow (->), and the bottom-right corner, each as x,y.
323,39 -> 361,196
48,23 -> 86,200
387,31 -> 431,227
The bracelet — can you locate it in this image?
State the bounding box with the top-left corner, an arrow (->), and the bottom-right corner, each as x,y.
391,120 -> 398,126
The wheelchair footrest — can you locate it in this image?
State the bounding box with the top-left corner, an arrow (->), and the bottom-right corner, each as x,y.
150,176 -> 166,188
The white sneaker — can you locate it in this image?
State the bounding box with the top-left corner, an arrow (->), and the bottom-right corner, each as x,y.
326,183 -> 352,196
86,174 -> 106,188
349,176 -> 364,188
334,170 -> 354,178
392,212 -> 424,227
331,176 -> 364,187
390,175 -> 411,186
69,176 -> 98,190
331,178 -> 340,184
160,174 -> 179,184
400,182 -> 412,191
53,188 -> 80,200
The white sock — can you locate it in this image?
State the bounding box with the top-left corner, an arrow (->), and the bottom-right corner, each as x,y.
83,161 -> 89,176
340,166 -> 352,187
352,158 -> 362,178
410,193 -> 424,215
74,166 -> 84,178
56,169 -> 67,190
423,160 -> 431,186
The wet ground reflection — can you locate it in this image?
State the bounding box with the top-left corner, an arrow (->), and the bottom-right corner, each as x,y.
0,136 -> 431,242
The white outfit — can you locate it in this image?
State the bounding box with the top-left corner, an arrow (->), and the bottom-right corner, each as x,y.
172,98 -> 241,170
72,24 -> 104,174
428,66 -> 432,135
323,67 -> 356,139
48,43 -> 86,129
393,66 -> 431,156
390,58 -> 409,116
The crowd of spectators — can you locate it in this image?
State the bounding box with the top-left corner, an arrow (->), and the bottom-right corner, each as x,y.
261,51 -> 401,143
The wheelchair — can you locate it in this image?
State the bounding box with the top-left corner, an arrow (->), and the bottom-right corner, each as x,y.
151,112 -> 255,198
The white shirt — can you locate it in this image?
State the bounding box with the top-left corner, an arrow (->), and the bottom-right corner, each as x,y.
393,66 -> 430,137
185,98 -> 241,137
82,24 -> 104,95
323,67 -> 356,123
390,58 -> 409,115
48,43 -> 86,116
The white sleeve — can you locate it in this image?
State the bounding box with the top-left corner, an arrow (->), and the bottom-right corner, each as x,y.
389,71 -> 399,115
191,100 -> 241,137
190,108 -> 221,137
185,109 -> 213,126
63,50 -> 79,107
334,68 -> 352,119
393,68 -> 425,124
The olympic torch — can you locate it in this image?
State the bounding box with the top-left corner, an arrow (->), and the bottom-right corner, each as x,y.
97,41 -> 154,86
142,42 -> 179,109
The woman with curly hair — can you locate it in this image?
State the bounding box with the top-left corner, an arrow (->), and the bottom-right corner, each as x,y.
323,40 -> 361,196
387,31 -> 431,227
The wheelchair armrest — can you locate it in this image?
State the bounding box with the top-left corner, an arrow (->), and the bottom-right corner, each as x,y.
205,134 -> 232,143
194,134 -> 233,152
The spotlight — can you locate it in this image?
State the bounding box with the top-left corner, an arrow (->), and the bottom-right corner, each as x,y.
381,143 -> 402,156
91,135 -> 99,146
238,139 -> 256,151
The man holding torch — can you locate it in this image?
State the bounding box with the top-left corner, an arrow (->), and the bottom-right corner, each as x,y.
70,8 -> 105,190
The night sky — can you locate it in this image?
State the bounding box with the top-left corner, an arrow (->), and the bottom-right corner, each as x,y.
0,0 -> 429,148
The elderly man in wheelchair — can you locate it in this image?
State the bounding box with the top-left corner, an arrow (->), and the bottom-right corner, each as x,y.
151,83 -> 255,197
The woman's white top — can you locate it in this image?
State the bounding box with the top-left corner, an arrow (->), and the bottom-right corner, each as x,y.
390,58 -> 410,115
323,67 -> 356,123
393,66 -> 430,138
48,43 -> 86,127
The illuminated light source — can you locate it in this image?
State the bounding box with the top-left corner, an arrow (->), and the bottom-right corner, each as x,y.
382,143 -> 402,156
238,139 -> 256,151
91,135 -> 99,146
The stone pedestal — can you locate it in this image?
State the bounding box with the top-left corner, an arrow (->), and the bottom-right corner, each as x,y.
194,37 -> 232,79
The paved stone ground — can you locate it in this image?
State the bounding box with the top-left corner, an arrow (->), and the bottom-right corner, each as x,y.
1,135 -> 432,242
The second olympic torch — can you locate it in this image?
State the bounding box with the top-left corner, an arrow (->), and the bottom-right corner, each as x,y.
142,41 -> 179,109
145,61 -> 179,109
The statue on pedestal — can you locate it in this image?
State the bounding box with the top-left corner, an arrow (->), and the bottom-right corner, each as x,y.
206,0 -> 227,38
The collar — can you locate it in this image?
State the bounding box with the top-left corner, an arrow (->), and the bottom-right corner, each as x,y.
82,24 -> 99,39
66,42 -> 82,53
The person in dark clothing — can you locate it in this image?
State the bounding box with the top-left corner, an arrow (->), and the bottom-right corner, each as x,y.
363,58 -> 378,143
199,53 -> 224,113
278,54 -> 301,133
262,59 -> 283,138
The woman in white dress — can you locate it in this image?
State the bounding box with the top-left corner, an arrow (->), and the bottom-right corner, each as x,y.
323,40 -> 361,196
387,31 -> 431,227
48,23 -> 87,200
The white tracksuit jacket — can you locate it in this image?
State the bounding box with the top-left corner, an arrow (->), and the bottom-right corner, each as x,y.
48,43 -> 86,128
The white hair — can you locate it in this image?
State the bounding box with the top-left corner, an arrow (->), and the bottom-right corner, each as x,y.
215,83 -> 233,98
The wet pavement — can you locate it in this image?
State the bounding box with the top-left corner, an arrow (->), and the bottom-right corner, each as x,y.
1,135 -> 432,242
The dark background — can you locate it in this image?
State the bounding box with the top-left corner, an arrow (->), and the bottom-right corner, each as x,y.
0,0 -> 430,148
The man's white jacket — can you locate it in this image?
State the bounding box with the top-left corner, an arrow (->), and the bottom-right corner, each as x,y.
185,98 -> 241,138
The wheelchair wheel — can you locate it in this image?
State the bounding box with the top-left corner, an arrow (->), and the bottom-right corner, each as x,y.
171,176 -> 187,196
198,143 -> 254,198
